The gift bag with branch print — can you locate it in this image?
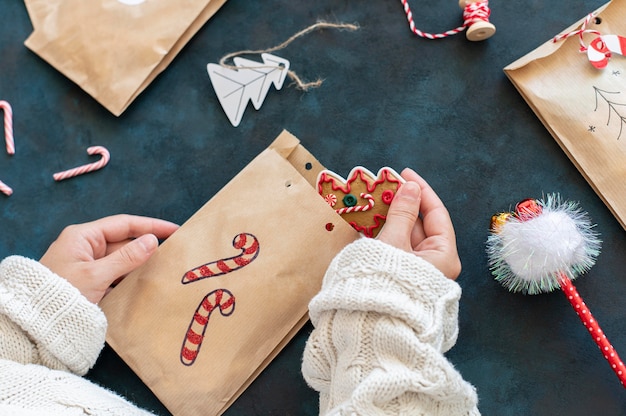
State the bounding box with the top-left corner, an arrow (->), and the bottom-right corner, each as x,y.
504,0 -> 626,229
99,130 -> 359,416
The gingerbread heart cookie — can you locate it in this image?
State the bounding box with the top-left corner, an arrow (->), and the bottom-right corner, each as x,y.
317,166 -> 405,238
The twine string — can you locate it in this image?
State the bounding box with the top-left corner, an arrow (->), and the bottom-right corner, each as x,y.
218,21 -> 359,91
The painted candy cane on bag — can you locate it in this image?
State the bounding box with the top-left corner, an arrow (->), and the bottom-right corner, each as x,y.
181,233 -> 260,284
180,233 -> 259,365
180,289 -> 235,366
588,35 -> 626,69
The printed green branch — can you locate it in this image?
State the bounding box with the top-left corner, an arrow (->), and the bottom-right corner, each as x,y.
593,86 -> 626,140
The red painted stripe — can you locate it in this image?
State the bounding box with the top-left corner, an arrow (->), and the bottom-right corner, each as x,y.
186,328 -> 203,345
201,297 -> 215,313
214,290 -> 223,305
244,240 -> 259,254
233,256 -> 250,267
199,265 -> 214,277
216,260 -> 231,273
181,346 -> 198,362
220,295 -> 235,310
193,312 -> 208,325
234,234 -> 247,249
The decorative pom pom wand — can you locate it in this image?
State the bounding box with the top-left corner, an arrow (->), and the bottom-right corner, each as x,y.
486,195 -> 626,387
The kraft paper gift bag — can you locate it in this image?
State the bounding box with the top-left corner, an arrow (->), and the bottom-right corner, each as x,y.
23,0 -> 228,116
504,1 -> 626,228
99,130 -> 359,416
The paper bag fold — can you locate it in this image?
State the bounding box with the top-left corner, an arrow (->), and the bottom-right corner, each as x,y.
23,0 -> 228,116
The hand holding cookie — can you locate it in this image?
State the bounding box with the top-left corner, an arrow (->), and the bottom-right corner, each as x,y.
378,168 -> 461,280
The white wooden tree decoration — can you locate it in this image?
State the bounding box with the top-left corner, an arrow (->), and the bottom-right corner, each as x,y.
207,53 -> 290,127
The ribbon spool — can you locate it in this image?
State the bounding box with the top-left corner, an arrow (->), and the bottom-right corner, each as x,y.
402,0 -> 496,41
459,0 -> 496,41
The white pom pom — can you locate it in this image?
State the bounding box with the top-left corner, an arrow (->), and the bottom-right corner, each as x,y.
486,195 -> 601,294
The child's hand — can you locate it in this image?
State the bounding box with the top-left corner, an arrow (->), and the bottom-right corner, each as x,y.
378,168 -> 461,280
40,214 -> 179,303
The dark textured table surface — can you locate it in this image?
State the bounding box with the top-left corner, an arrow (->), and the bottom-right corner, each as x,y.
1,1 -> 625,415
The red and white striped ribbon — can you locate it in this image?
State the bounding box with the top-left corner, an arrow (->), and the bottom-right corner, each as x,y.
552,13 -> 601,52
400,0 -> 491,39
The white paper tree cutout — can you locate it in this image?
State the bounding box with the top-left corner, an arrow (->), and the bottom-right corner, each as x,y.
207,53 -> 290,127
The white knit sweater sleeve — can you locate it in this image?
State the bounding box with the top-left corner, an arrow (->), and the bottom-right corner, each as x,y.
0,255 -> 106,374
301,238 -> 479,416
0,255 -> 155,415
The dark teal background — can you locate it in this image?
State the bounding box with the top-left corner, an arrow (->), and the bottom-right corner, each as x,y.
1,1 -> 625,415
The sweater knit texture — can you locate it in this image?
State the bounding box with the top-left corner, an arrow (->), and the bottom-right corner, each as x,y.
0,256 -> 153,415
0,239 -> 479,415
301,238 -> 479,415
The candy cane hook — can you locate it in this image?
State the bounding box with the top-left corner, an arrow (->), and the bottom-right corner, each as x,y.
0,101 -> 14,155
180,289 -> 235,366
335,193 -> 375,215
53,146 -> 110,181
588,35 -> 626,69
182,233 -> 260,284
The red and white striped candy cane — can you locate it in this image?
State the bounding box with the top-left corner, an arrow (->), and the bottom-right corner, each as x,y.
180,289 -> 235,366
0,101 -> 14,155
0,179 -> 12,196
588,35 -> 626,69
53,146 -> 110,181
182,233 -> 260,284
335,193 -> 375,215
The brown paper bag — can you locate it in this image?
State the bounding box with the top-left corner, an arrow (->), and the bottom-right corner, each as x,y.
99,130 -> 359,416
504,1 -> 626,228
23,0 -> 228,116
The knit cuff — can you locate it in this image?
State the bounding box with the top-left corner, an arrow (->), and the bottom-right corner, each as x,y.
308,238 -> 462,352
0,256 -> 107,375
